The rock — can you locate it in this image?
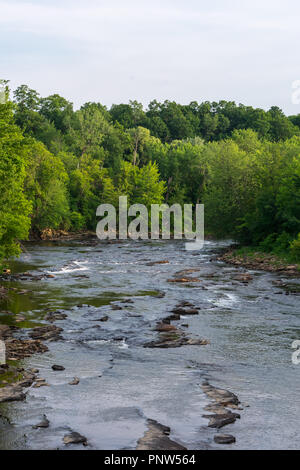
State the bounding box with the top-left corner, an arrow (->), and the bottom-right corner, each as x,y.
0,325 -> 15,340
69,377 -> 80,385
186,338 -> 210,346
63,432 -> 88,446
155,323 -> 177,332
180,308 -> 199,316
51,364 -> 65,371
175,269 -> 200,277
44,312 -> 67,323
201,383 -> 240,407
162,314 -> 181,323
155,291 -> 166,298
234,273 -> 253,283
171,307 -> 199,316
214,434 -> 236,444
5,338 -> 48,360
204,411 -> 240,429
144,331 -> 209,349
17,371 -> 36,388
136,419 -> 186,450
176,301 -> 194,308
0,385 -> 26,403
111,305 -> 122,310
167,277 -> 201,283
99,315 -> 109,322
33,380 -> 49,388
33,415 -> 50,429
146,260 -> 169,266
30,325 -> 63,342
15,315 -> 26,322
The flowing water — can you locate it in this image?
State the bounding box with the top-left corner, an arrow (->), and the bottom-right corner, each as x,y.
0,239 -> 299,450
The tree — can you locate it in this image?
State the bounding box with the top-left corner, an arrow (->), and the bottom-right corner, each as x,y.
24,141 -> 70,232
0,97 -> 31,263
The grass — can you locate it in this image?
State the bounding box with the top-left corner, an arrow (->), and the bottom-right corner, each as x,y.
231,246 -> 300,270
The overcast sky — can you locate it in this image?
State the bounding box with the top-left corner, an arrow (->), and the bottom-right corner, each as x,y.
1,0 -> 300,113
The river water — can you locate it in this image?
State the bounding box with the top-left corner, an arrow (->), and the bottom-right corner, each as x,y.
0,239 -> 299,450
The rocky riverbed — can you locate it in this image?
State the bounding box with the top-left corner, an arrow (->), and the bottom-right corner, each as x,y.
0,239 -> 299,450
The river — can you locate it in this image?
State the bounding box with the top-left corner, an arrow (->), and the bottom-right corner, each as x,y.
0,239 -> 299,450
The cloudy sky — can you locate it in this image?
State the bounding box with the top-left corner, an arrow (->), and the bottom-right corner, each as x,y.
1,0 -> 300,113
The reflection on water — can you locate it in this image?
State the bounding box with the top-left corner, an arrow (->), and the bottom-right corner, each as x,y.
0,239 -> 299,450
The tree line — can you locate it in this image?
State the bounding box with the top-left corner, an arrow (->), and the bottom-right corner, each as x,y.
0,81 -> 299,264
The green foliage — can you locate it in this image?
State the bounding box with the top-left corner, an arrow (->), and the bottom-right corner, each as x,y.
0,80 -> 299,265
0,99 -> 31,263
117,161 -> 166,207
290,234 -> 300,261
24,141 -> 70,231
70,211 -> 85,231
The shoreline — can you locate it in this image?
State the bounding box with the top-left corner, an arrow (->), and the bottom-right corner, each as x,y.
218,248 -> 300,277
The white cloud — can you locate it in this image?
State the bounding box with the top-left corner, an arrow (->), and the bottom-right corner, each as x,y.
1,0 -> 300,113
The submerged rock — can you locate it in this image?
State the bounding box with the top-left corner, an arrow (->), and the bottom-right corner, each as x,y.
167,277 -> 201,283
176,301 -> 195,308
146,260 -> 169,266
111,305 -> 123,310
155,323 -> 177,332
99,315 -> 109,322
136,419 -> 186,450
234,273 -> 253,283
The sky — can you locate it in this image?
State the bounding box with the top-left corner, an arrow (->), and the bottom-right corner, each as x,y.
1,0 -> 300,114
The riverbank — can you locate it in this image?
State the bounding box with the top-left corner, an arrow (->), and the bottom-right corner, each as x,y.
218,246 -> 300,277
0,324 -> 47,403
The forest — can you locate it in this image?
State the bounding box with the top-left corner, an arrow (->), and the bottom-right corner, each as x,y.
1,80 -> 300,265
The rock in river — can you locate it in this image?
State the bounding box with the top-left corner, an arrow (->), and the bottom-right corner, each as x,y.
33,414 -> 50,429
63,432 -> 88,446
214,434 -> 236,445
136,419 -> 187,450
0,384 -> 26,403
69,377 -> 80,385
30,325 -> 63,342
203,411 -> 240,429
51,364 -> 65,371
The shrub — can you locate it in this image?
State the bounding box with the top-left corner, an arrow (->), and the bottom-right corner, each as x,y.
290,234 -> 300,261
